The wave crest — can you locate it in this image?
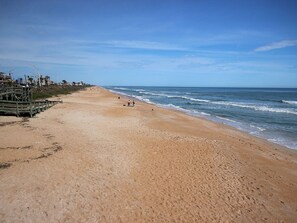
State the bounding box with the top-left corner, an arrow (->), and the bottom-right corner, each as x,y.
212,101 -> 297,115
282,100 -> 297,105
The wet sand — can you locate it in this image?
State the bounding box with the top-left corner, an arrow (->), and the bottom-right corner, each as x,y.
0,86 -> 297,222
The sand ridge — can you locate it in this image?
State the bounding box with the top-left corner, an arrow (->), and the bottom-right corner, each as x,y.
0,86 -> 297,222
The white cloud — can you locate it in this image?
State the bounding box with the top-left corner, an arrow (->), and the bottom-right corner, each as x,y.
0,37 -> 185,70
254,40 -> 297,52
94,40 -> 187,51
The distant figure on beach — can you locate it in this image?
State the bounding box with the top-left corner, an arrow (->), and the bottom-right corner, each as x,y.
132,100 -> 135,107
128,100 -> 131,107
118,96 -> 120,99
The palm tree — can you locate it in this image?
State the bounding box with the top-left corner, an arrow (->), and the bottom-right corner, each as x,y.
45,75 -> 50,86
28,76 -> 34,85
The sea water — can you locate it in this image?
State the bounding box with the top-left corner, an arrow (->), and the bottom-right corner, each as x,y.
106,86 -> 297,150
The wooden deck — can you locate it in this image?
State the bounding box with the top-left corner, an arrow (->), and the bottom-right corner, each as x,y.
0,100 -> 61,117
0,86 -> 62,117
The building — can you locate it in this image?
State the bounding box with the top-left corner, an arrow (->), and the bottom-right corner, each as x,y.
0,72 -> 13,86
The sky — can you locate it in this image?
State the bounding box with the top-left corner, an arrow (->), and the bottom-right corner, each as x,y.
0,0 -> 296,87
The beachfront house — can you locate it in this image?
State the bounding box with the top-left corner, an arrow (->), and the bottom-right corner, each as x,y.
0,72 -> 14,86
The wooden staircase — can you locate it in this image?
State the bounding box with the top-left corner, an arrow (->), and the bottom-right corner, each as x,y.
0,86 -> 61,117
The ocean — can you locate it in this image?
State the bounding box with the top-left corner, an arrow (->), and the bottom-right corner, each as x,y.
106,86 -> 297,150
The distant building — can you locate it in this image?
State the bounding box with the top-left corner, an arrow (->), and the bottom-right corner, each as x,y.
0,72 -> 13,86
1,71 -> 87,88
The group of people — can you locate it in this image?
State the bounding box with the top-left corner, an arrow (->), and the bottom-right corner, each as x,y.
118,96 -> 135,107
127,100 -> 135,107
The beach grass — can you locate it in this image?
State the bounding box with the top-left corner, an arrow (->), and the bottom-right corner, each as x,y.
32,85 -> 91,100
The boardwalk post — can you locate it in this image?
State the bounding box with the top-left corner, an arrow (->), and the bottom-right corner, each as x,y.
16,101 -> 19,117
30,102 -> 33,117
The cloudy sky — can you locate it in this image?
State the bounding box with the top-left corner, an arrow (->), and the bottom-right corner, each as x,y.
0,0 -> 296,87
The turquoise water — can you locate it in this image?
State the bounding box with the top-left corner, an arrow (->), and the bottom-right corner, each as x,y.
106,86 -> 297,150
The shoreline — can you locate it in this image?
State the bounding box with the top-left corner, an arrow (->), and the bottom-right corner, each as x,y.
106,86 -> 297,153
1,86 -> 297,222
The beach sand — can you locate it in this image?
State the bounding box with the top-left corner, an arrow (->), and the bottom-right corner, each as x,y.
1,86 -> 297,222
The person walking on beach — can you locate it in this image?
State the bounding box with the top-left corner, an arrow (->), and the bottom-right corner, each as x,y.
132,100 -> 135,107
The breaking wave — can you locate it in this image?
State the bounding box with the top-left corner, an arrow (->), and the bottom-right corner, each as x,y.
282,100 -> 297,105
212,101 -> 297,115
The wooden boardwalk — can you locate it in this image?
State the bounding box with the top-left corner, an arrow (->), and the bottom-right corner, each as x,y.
0,86 -> 61,117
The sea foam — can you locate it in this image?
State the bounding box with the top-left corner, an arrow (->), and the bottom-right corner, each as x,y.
212,101 -> 297,115
282,100 -> 297,105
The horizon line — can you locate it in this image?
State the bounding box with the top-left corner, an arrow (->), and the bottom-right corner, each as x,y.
102,85 -> 297,89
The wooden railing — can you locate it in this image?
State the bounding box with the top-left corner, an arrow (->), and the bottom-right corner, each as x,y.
0,86 -> 32,101
0,100 -> 62,117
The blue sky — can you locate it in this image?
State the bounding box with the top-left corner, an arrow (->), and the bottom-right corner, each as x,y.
0,0 -> 296,87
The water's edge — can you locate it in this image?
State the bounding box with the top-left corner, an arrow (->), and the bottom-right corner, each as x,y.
104,86 -> 297,150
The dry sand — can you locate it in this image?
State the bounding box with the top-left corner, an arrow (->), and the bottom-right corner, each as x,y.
0,86 -> 297,222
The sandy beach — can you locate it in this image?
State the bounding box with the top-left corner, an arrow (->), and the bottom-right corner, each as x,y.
0,86 -> 297,222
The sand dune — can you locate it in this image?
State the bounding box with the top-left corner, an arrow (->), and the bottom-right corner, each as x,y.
0,86 -> 297,222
